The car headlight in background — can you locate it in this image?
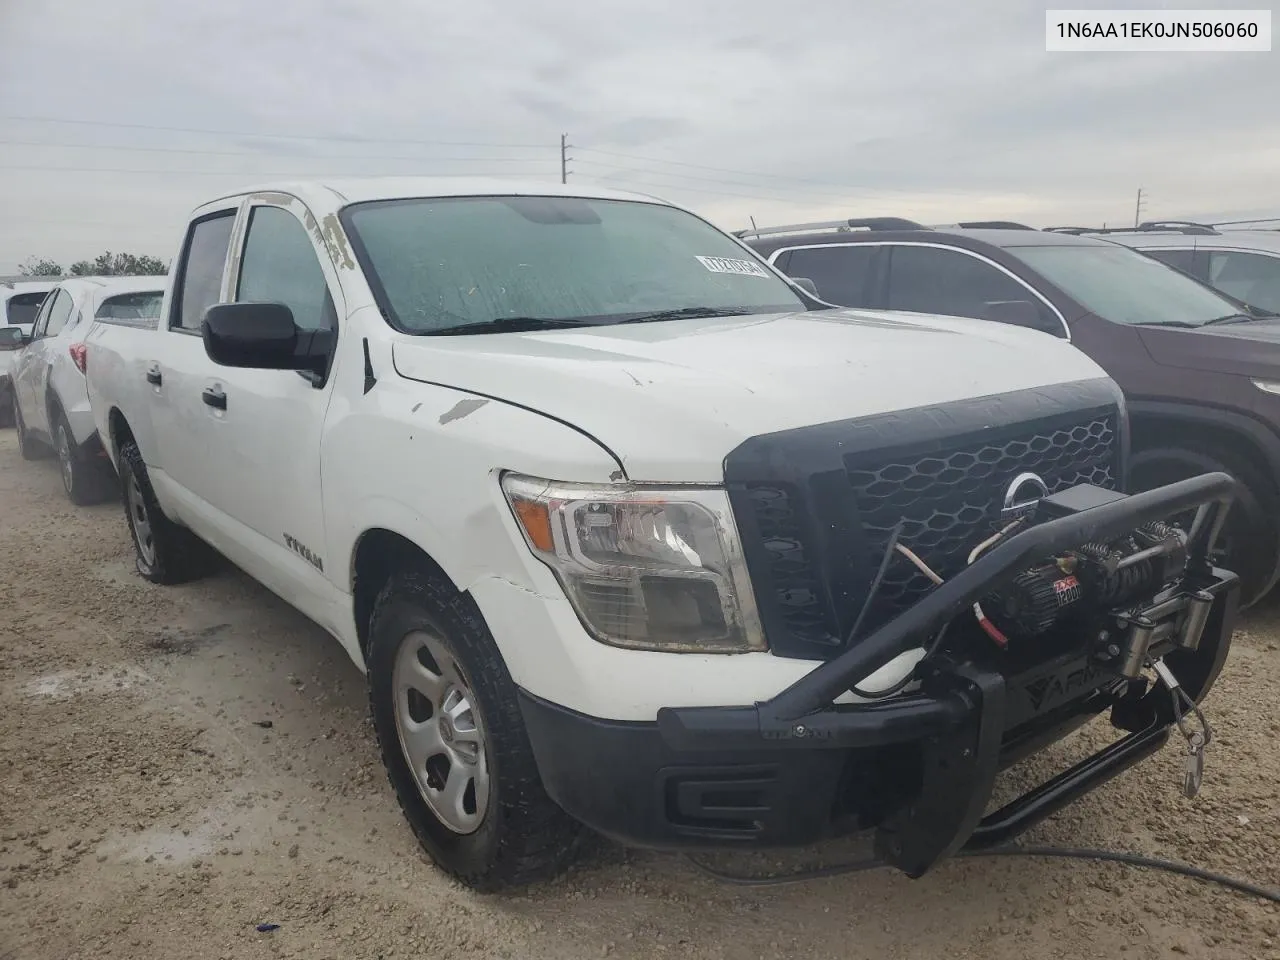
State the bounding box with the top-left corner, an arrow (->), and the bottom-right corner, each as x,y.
501,474 -> 764,653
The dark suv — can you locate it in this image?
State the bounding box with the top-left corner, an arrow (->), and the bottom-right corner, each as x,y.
742,217 -> 1280,607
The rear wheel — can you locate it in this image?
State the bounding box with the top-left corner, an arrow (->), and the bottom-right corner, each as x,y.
118,440 -> 214,584
366,569 -> 583,891
53,411 -> 112,506
1129,444 -> 1279,608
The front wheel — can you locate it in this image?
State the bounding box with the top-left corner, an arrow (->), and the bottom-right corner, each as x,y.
1130,444 -> 1279,608
366,570 -> 583,891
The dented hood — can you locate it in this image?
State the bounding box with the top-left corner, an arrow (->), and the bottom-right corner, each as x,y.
391,308 -> 1109,482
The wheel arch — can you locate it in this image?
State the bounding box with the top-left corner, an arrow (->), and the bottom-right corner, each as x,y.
1127,400 -> 1280,500
350,527 -> 460,658
105,406 -> 136,468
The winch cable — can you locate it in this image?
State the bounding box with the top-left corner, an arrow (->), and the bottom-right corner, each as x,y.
684,845 -> 1280,903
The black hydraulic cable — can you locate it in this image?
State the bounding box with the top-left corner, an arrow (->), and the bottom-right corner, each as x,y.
684,845 -> 1280,903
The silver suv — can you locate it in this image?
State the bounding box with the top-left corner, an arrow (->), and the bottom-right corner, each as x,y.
1057,221 -> 1280,317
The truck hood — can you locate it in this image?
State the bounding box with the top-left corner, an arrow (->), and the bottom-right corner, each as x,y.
1138,319 -> 1280,379
391,308 -> 1109,482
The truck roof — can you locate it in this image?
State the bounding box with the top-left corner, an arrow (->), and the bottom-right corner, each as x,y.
205,177 -> 673,209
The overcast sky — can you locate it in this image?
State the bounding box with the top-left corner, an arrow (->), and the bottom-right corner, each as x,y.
0,0 -> 1276,272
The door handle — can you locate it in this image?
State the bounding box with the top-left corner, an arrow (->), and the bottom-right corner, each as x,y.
145,365 -> 162,386
202,386 -> 227,410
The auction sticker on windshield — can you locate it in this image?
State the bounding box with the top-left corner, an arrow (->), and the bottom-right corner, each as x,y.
696,256 -> 770,278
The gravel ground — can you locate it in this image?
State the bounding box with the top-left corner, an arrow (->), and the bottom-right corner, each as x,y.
1,429 -> 1278,960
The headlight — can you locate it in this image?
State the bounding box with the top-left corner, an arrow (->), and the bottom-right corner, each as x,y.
501,473 -> 764,653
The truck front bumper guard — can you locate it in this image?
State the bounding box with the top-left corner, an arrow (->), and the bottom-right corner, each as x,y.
655,473 -> 1240,877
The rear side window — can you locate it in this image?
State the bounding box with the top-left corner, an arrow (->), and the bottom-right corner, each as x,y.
174,211 -> 236,331
782,246 -> 877,306
236,206 -> 334,331
1207,250 -> 1280,315
1144,248 -> 1205,280
887,245 -> 1059,332
97,292 -> 165,326
42,290 -> 75,338
6,292 -> 48,325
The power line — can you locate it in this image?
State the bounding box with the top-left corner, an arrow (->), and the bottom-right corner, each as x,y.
0,137 -> 553,164
0,162 -> 551,178
575,158 -> 903,203
0,114 -> 550,150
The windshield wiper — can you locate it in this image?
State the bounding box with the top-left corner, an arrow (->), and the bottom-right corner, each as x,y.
613,306 -> 753,325
1202,313 -> 1262,326
424,316 -> 592,336
1133,320 -> 1199,328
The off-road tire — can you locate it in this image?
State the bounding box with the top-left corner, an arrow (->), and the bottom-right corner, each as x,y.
366,569 -> 583,891
1130,443 -> 1279,608
118,440 -> 215,585
14,395 -> 49,461
54,410 -> 113,506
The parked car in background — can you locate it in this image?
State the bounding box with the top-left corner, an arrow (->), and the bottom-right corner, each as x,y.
743,217 -> 1280,607
1055,221 -> 1280,318
0,279 -> 55,426
12,275 -> 164,503
85,179 -> 1238,892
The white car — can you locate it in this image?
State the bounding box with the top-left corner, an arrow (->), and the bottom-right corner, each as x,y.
0,279 -> 56,427
84,178 -> 1238,891
13,275 -> 164,503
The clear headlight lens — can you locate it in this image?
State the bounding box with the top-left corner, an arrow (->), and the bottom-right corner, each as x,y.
501,473 -> 764,653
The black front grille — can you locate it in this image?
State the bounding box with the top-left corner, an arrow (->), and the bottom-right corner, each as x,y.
724,380 -> 1126,660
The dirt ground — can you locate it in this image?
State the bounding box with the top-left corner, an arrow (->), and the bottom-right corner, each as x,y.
1,431 -> 1278,960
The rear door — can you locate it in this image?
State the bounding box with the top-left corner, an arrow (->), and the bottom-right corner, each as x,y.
146,205 -> 241,513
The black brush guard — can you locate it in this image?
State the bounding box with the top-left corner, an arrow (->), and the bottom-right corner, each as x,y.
657,472 -> 1239,877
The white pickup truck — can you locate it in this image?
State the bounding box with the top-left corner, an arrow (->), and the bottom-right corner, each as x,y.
85,178 -> 1239,891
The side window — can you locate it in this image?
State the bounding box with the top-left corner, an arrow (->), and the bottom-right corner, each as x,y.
236,205 -> 334,331
42,290 -> 75,339
1144,248 -> 1204,280
29,290 -> 57,338
6,292 -> 49,325
887,245 -> 1059,332
1207,251 -> 1280,315
784,245 -> 877,306
174,211 -> 237,332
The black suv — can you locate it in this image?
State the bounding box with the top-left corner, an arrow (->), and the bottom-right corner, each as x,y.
741,217 -> 1280,608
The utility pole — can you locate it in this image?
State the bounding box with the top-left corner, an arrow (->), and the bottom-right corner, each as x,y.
1133,188 -> 1146,227
560,133 -> 573,184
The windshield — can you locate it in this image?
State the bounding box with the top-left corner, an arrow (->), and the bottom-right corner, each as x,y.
340,195 -> 805,334
1007,243 -> 1246,328
6,292 -> 48,325
97,291 -> 164,320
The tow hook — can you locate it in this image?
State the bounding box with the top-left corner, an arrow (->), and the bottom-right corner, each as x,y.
1151,657 -> 1213,799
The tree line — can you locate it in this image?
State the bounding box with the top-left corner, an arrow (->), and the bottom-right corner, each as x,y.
19,251 -> 168,277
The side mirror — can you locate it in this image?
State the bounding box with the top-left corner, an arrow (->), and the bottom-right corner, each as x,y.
791,277 -> 820,298
982,300 -> 1060,336
0,328 -> 26,350
202,302 -> 301,369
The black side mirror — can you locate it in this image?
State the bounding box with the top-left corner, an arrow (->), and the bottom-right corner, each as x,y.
0,328 -> 26,350
791,277 -> 820,298
203,302 -> 303,369
982,300 -> 1061,336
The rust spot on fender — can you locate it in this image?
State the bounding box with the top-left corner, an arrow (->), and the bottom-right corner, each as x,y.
438,398 -> 488,425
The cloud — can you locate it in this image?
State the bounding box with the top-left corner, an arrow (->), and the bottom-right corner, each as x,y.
0,0 -> 1276,270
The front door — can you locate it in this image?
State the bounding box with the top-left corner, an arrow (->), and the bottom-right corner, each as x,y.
182,195 -> 344,620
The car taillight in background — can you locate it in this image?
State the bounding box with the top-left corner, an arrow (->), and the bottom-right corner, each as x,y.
69,343 -> 88,374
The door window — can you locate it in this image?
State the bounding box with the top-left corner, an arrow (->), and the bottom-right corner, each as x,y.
236,205 -> 334,330
41,290 -> 75,339
783,245 -> 877,306
6,292 -> 48,325
28,289 -> 58,338
887,244 -> 1061,334
1144,248 -> 1206,281
173,211 -> 237,331
1207,250 -> 1280,315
